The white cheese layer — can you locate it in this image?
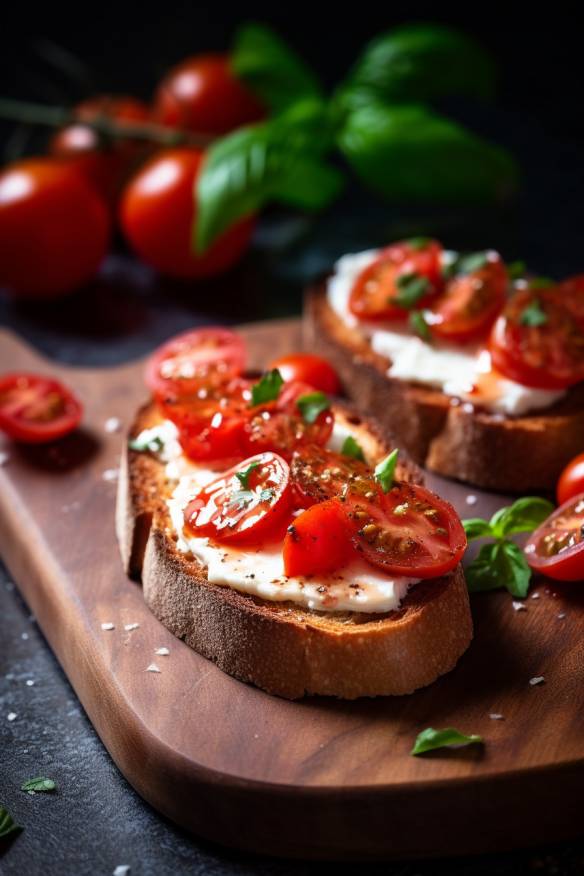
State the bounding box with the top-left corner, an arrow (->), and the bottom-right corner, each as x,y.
134,419 -> 418,614
327,249 -> 566,417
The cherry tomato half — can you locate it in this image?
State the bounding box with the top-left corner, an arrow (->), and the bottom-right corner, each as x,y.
0,373 -> 83,443
557,453 -> 584,506
50,95 -> 150,204
0,159 -> 110,298
489,289 -> 584,389
283,499 -> 356,577
349,239 -> 443,321
430,252 -> 508,342
267,354 -> 341,395
525,493 -> 584,581
153,54 -> 264,135
290,444 -> 375,507
184,452 -> 292,545
119,148 -> 254,279
348,482 -> 466,578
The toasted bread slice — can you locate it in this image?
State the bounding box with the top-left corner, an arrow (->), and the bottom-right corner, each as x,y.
305,282 -> 584,493
117,400 -> 472,699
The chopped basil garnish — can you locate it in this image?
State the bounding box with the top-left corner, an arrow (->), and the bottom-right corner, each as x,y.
520,298 -> 548,327
394,273 -> 429,309
235,462 -> 260,490
341,435 -> 365,461
507,259 -> 527,280
463,496 -> 554,597
411,727 -> 483,756
0,805 -> 21,838
405,236 -> 431,251
374,448 -> 399,493
296,391 -> 330,424
129,434 -> 164,453
250,368 -> 284,406
259,488 -> 275,502
409,310 -> 431,340
454,251 -> 490,275
21,777 -> 56,794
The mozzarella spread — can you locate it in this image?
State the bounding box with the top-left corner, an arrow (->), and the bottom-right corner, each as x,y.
327,249 -> 566,416
137,419 -> 418,614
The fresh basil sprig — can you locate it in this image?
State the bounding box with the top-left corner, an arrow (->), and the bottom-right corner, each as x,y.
374,448 -> 399,493
0,805 -> 21,838
341,435 -> 365,461
463,497 -> 554,597
21,777 -> 56,794
250,368 -> 284,406
296,391 -> 330,424
411,727 -> 483,756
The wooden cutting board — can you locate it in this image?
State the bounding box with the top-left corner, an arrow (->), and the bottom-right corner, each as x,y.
0,324 -> 582,861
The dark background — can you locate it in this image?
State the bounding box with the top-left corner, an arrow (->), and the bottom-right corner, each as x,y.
1,5 -> 584,875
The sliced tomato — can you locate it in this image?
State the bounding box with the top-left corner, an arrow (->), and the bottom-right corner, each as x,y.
267,354 -> 341,394
489,290 -> 584,389
556,274 -> 584,330
429,252 -> 507,342
347,482 -> 466,578
242,381 -> 333,459
0,373 -> 82,443
283,499 -> 356,577
145,327 -> 246,400
525,493 -> 584,581
290,444 -> 375,507
557,453 -> 584,506
349,239 -> 442,321
184,452 -> 292,545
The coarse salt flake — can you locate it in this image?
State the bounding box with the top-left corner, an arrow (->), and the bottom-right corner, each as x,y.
529,676 -> 545,686
557,612 -> 566,619
0,451 -> 9,465
102,468 -> 119,483
101,622 -> 115,631
154,647 -> 170,656
512,601 -> 527,612
113,867 -> 131,876
145,663 -> 161,673
465,494 -> 477,506
26,680 -> 34,687
7,712 -> 17,722
489,713 -> 504,720
104,417 -> 122,433
531,592 -> 540,599
124,623 -> 140,631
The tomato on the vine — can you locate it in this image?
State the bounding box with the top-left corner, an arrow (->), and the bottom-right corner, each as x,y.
430,252 -> 508,342
0,373 -> 83,443
0,158 -> 109,298
153,54 -> 264,135
119,148 -> 254,278
525,494 -> 584,581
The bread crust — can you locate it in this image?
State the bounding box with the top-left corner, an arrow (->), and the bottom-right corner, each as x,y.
305,283 -> 584,492
117,401 -> 472,699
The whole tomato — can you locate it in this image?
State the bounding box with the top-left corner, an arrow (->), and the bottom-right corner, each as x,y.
153,54 -> 264,135
119,148 -> 254,279
50,95 -> 151,204
0,158 -> 110,298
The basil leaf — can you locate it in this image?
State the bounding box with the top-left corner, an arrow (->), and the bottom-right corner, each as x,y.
409,310 -> 431,340
394,273 -> 429,309
463,518 -> 494,541
232,22 -> 322,114
374,448 -> 399,493
520,299 -> 548,327
129,434 -> 164,453
466,541 -> 531,597
0,805 -> 21,838
235,462 -> 260,490
339,103 -> 517,204
341,435 -> 365,461
411,727 -> 483,756
490,497 -> 554,538
251,369 -> 284,406
337,24 -> 495,112
296,391 -> 330,424
21,777 -> 56,794
454,251 -> 490,275
406,236 -> 432,251
195,101 -> 342,252
508,260 -> 527,280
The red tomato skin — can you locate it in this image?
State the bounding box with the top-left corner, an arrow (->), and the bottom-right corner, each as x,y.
430,255 -> 508,343
119,148 -> 254,278
0,373 -> 83,443
525,492 -> 584,582
283,499 -> 356,577
557,453 -> 584,506
153,54 -> 264,135
50,95 -> 151,204
268,354 -> 341,394
0,159 -> 110,299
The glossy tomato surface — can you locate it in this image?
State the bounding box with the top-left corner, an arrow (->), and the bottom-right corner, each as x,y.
283,499 -> 356,577
489,289 -> 584,389
153,54 -> 264,135
267,354 -> 341,395
184,452 -> 292,545
430,252 -> 508,342
290,444 -> 374,507
349,239 -> 442,321
0,373 -> 83,443
556,274 -> 584,330
525,493 -> 584,581
119,148 -> 254,278
0,159 -> 109,298
557,453 -> 584,506
50,95 -> 150,203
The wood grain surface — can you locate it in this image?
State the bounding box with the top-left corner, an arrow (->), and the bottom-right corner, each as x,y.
0,324 -> 582,860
